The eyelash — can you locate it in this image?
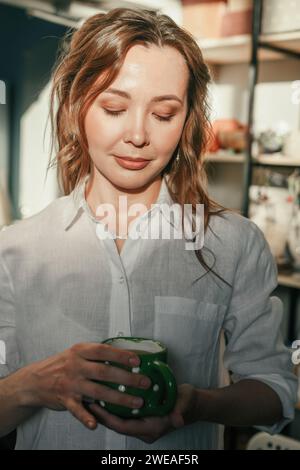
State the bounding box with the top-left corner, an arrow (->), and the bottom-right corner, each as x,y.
103,108 -> 174,122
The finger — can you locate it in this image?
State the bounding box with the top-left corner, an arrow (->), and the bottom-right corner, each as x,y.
65,398 -> 98,430
89,403 -> 130,434
82,360 -> 152,390
73,343 -> 141,367
169,413 -> 185,429
169,391 -> 186,429
169,384 -> 187,415
90,403 -> 144,433
80,381 -> 145,410
90,404 -> 169,437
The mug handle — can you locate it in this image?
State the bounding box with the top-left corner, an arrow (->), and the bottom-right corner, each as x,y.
149,360 -> 177,416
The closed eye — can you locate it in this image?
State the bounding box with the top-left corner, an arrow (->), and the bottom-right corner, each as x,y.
103,108 -> 174,122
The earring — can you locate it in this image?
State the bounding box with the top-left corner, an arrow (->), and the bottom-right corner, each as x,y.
175,151 -> 180,165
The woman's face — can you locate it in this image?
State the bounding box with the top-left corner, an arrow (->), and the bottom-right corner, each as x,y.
84,44 -> 189,190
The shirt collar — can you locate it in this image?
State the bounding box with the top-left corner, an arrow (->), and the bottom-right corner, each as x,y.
62,173 -> 176,231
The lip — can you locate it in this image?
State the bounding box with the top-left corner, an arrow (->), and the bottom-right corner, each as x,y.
115,155 -> 149,162
114,155 -> 150,170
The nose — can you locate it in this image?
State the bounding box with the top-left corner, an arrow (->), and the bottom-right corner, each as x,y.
123,110 -> 150,147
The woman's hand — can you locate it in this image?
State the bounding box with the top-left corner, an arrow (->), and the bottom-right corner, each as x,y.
18,343 -> 152,431
88,384 -> 200,444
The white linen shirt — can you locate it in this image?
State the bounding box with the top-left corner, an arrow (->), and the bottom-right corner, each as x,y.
0,174 -> 298,450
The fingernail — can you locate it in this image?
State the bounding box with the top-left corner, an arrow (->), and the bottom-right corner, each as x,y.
133,397 -> 144,407
129,356 -> 140,366
140,377 -> 151,388
87,421 -> 96,429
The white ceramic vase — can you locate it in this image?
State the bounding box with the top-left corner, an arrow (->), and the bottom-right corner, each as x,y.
287,206 -> 300,270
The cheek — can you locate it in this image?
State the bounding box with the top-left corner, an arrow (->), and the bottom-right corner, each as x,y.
84,107 -> 114,147
156,123 -> 184,155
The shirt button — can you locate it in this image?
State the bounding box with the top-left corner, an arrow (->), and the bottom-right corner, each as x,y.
119,276 -> 124,284
117,331 -> 124,337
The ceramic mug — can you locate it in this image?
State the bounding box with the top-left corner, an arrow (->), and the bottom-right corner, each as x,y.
95,337 -> 177,418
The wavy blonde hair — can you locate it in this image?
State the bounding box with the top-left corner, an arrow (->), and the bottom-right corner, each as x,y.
48,7 -> 231,285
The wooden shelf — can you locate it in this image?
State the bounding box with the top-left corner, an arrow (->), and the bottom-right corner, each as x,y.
197,30 -> 300,64
278,273 -> 300,290
205,151 -> 245,163
206,151 -> 300,166
253,153 -> 300,167
260,30 -> 300,54
206,151 -> 300,167
197,35 -> 251,64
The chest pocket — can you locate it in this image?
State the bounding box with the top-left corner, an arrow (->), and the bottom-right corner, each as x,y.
154,296 -> 227,386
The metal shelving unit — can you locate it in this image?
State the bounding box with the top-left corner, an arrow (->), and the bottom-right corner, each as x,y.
200,3 -> 300,349
243,2 -> 300,351
242,0 -> 300,217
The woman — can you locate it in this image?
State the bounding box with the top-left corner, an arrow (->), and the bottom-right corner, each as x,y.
0,8 -> 297,450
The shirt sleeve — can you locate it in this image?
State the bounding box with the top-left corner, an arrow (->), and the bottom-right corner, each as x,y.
0,247 -> 19,379
222,219 -> 298,434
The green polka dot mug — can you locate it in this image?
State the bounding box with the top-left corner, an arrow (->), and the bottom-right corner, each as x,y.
96,337 -> 177,418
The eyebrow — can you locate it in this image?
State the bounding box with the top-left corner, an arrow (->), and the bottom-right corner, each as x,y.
102,87 -> 183,105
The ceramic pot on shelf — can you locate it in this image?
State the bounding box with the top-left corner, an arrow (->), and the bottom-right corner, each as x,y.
250,186 -> 293,263
287,205 -> 300,271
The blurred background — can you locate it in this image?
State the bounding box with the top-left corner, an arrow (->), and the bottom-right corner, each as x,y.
1,0 -> 300,450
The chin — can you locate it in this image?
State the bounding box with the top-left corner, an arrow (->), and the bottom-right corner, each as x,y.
109,171 -> 158,192
114,176 -> 151,191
